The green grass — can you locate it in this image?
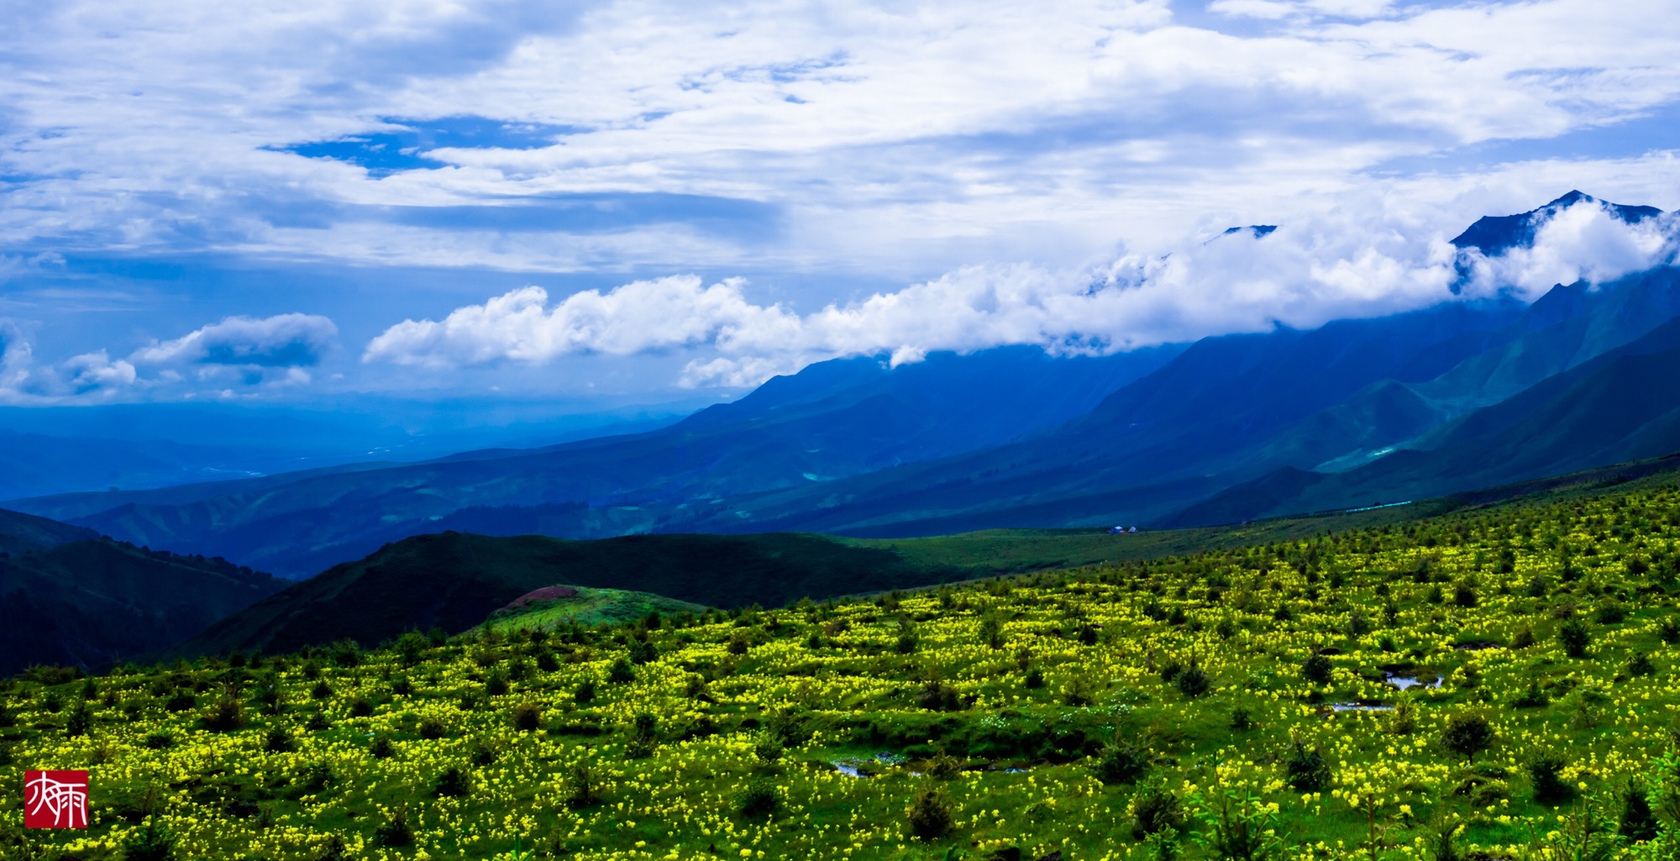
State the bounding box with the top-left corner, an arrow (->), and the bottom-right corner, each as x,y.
12,474 -> 1680,858
486,587 -> 706,633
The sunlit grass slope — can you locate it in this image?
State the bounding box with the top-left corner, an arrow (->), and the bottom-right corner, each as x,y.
10,473 -> 1680,858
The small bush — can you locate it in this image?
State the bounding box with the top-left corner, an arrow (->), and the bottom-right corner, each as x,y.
1129,783 -> 1184,840
418,717 -> 447,739
565,761 -> 601,809
906,785 -> 954,840
1441,712 -> 1494,762
1510,624 -> 1536,649
512,702 -> 542,731
1621,781 -> 1659,842
1230,707 -> 1253,731
575,678 -> 598,703
1092,739 -> 1150,785
738,775 -> 781,817
1284,739 -> 1332,791
433,766 -> 471,798
1628,651 -> 1656,677
369,736 -> 394,759
1174,661 -> 1211,698
265,727 -> 294,753
373,805 -> 414,847
1559,619 -> 1591,658
122,816 -> 177,861
1528,753 -> 1572,805
1300,653 -> 1333,685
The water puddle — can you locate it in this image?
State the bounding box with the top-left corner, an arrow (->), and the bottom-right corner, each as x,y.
1330,702 -> 1394,712
1385,673 -> 1442,691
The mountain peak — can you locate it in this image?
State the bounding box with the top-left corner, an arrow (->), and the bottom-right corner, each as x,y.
1451,191 -> 1663,256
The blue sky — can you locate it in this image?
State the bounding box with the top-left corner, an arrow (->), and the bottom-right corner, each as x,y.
2,0 -> 1680,409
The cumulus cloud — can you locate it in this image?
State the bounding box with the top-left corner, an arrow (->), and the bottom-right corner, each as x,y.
363,278 -> 799,368
131,313 -> 338,368
364,194 -> 1680,388
0,313 -> 337,402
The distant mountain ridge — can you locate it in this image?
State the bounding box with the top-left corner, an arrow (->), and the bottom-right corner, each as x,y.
12,191 -> 1680,572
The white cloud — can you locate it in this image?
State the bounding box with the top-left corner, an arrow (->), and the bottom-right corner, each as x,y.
132,313 -> 338,368
365,192 -> 1680,388
0,313 -> 337,402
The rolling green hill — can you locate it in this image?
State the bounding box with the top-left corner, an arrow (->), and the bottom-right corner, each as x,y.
486,586 -> 707,633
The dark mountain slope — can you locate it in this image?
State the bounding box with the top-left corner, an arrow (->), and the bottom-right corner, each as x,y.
0,519 -> 288,673
0,507 -> 98,556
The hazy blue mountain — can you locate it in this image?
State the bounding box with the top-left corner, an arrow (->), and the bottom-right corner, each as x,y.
13,344 -> 1183,576
702,297 -> 1527,535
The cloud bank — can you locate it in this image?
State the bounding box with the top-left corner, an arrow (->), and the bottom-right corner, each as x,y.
365,195 -> 1680,388
0,313 -> 338,402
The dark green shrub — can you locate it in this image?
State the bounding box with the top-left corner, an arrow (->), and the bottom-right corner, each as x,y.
565,760 -> 601,809
1175,661 -> 1211,698
122,816 -> 177,861
369,736 -> 394,759
1283,739 -> 1331,791
738,775 -> 781,817
1301,653 -> 1333,685
418,716 -> 447,739
575,678 -> 598,703
373,804 -> 414,847
310,680 -> 332,700
906,785 -> 953,840
65,701 -> 92,737
1662,617 -> 1680,644
484,669 -> 510,697
265,727 -> 294,753
1092,739 -> 1150,784
512,702 -> 542,731
1595,602 -> 1627,625
1629,652 -> 1656,677
1621,781 -> 1659,842
1453,584 -> 1478,608
433,765 -> 471,798
1024,667 -> 1045,689
1559,619 -> 1591,658
1511,680 -> 1549,708
144,732 -> 174,750
608,658 -> 635,684
395,631 -> 428,666
1230,707 -> 1253,731
1441,712 -> 1494,762
1510,624 -> 1536,649
1528,753 -> 1572,805
1130,783 -> 1184,840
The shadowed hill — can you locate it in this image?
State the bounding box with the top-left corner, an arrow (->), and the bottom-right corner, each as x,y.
0,527 -> 287,674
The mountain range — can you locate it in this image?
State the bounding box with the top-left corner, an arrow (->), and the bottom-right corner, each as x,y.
8,191 -> 1679,580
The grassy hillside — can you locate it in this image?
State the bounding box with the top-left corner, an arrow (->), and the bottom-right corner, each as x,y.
486,586 -> 706,634
13,471 -> 1680,857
